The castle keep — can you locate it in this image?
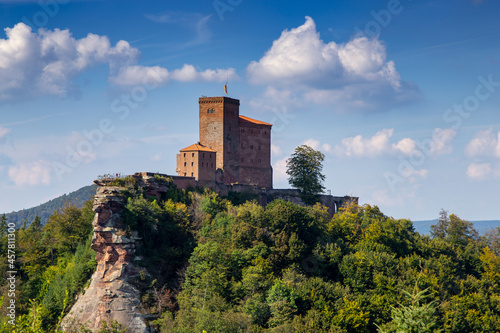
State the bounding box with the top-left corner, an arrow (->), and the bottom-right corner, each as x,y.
176,96 -> 273,188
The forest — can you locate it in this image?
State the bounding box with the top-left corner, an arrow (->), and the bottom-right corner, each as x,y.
0,183 -> 499,332
3,185 -> 96,228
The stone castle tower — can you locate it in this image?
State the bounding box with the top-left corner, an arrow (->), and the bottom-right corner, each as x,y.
176,96 -> 272,188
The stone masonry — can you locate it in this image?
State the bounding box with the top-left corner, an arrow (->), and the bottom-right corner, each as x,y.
176,96 -> 272,188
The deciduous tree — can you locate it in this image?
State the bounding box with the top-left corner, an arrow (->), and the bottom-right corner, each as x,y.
286,145 -> 326,204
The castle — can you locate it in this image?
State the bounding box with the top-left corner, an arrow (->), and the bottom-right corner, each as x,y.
168,95 -> 357,215
176,96 -> 273,189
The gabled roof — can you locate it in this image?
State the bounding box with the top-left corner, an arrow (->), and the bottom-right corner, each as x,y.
239,115 -> 272,126
180,143 -> 216,152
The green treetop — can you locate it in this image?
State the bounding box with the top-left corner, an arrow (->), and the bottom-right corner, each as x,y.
286,145 -> 326,204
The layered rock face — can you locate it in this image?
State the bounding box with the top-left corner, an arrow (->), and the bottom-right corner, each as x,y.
61,174 -> 169,332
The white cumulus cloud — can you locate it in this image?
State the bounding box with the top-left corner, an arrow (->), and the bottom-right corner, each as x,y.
246,16 -> 419,111
465,128 -> 500,158
8,160 -> 52,186
392,138 -> 417,155
271,144 -> 282,156
0,23 -> 237,101
428,128 -> 456,156
302,138 -> 321,150
170,64 -> 237,82
0,23 -> 140,100
301,138 -> 332,153
273,157 -> 288,182
335,129 -> 394,157
466,163 -> 492,181
335,128 -> 455,158
109,65 -> 169,86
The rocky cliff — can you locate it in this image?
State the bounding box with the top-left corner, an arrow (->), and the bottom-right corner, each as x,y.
61,173 -> 170,332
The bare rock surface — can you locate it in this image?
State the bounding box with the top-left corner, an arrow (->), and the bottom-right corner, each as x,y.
61,183 -> 155,332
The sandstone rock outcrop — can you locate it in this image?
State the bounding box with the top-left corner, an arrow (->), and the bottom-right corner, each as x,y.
61,173 -> 170,332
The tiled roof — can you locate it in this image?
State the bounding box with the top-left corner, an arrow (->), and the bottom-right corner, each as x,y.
180,143 -> 217,152
239,115 -> 272,126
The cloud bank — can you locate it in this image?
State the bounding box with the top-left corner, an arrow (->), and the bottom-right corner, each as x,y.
0,23 -> 237,102
247,16 -> 419,111
334,128 -> 456,158
465,128 -> 500,181
465,128 -> 500,158
8,160 -> 52,186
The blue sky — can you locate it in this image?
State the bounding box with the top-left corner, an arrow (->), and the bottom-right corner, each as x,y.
0,0 -> 499,221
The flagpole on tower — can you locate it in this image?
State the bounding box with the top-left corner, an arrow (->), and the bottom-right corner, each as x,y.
224,76 -> 228,96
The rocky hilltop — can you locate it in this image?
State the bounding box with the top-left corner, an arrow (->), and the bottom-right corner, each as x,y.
60,172 -> 357,332
61,173 -> 170,332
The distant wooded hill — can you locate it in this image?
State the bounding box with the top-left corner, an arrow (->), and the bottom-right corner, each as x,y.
414,219 -> 500,235
3,185 -> 96,228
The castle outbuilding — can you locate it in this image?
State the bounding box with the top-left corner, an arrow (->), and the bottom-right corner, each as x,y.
176,143 -> 216,188
176,96 -> 273,188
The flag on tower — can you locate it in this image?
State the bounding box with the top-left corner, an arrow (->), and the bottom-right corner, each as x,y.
224,81 -> 228,95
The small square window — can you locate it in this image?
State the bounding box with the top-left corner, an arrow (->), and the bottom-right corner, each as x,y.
183,153 -> 186,157
258,146 -> 261,150
184,173 -> 186,176
191,172 -> 194,177
191,162 -> 194,166
192,153 -> 195,157
184,162 -> 187,166
250,145 -> 253,149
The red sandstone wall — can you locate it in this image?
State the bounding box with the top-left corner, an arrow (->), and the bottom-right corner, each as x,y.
170,176 -> 197,189
238,120 -> 272,188
199,97 -> 240,184
197,97 -> 273,188
197,151 -> 216,183
176,151 -> 199,178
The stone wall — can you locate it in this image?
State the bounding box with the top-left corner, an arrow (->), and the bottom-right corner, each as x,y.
199,96 -> 241,184
197,96 -> 273,187
213,182 -> 358,216
238,117 -> 272,188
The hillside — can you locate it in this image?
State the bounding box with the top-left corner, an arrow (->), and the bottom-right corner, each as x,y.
1,174 -> 499,332
3,185 -> 96,228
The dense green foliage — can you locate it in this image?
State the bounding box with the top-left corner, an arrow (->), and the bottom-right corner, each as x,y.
286,145 -> 326,204
0,202 -> 96,332
153,202 -> 500,332
1,182 -> 499,332
3,185 -> 96,228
